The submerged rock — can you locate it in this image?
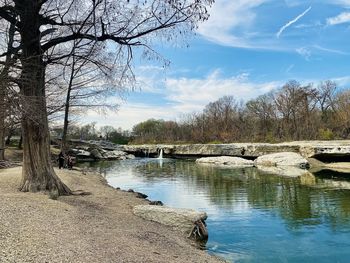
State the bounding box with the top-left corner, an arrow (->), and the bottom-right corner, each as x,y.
196,156 -> 254,167
257,165 -> 312,177
133,205 -> 208,240
254,152 -> 309,168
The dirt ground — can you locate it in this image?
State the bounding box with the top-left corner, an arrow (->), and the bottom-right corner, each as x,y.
0,167 -> 225,263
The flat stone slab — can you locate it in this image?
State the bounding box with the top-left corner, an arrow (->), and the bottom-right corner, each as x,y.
254,152 -> 309,168
133,205 -> 207,234
196,156 -> 254,167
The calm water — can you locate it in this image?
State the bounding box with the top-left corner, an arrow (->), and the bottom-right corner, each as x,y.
80,158 -> 350,263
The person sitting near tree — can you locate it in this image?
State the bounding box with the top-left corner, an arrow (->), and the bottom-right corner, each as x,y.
67,155 -> 73,170
58,151 -> 65,169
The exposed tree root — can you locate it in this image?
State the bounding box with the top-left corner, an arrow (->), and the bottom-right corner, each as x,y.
71,190 -> 92,196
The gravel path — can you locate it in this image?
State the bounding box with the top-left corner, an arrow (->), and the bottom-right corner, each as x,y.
0,167 -> 225,263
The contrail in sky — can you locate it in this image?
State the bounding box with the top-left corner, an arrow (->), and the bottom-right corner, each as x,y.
276,6 -> 312,38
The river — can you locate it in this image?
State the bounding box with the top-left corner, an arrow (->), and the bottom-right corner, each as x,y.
79,158 -> 350,262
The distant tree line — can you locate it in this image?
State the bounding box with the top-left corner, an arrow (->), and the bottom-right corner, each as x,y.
131,80 -> 350,144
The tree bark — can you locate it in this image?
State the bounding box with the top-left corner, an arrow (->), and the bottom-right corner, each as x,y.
17,0 -> 71,195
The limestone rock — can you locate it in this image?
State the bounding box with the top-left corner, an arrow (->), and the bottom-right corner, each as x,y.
126,154 -> 136,159
254,152 -> 309,168
102,150 -> 126,159
133,205 -> 207,234
196,156 -> 254,167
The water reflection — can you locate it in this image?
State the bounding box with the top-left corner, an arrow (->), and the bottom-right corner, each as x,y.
80,159 -> 350,262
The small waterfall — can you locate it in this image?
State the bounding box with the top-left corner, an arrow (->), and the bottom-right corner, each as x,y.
158,149 -> 163,159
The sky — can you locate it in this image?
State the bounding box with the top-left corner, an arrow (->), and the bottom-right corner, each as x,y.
84,0 -> 350,130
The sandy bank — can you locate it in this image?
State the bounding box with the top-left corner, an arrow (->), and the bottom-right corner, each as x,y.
0,167 -> 224,263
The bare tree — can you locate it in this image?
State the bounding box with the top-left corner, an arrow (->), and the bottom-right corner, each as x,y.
0,0 -> 213,194
58,41 -> 119,153
334,90 -> 350,138
0,22 -> 16,161
246,93 -> 276,141
100,125 -> 115,140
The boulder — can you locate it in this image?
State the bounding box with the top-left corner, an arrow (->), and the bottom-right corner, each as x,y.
89,148 -> 103,159
254,152 -> 309,168
126,154 -> 136,159
196,156 -> 254,167
133,205 -> 207,236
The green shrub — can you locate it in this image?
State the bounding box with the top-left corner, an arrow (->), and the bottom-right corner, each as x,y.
318,128 -> 334,140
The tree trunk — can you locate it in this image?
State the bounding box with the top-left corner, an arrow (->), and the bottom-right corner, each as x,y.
0,87 -> 5,161
17,0 -> 71,195
5,132 -> 12,145
61,56 -> 76,153
18,134 -> 22,149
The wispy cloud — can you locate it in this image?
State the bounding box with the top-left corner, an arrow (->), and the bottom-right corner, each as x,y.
285,64 -> 295,73
296,47 -> 311,60
326,12 -> 350,25
197,0 -> 269,48
276,6 -> 312,38
313,45 -> 349,55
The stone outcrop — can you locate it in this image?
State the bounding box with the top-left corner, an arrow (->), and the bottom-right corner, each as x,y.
133,205 -> 208,240
68,141 -> 134,161
87,148 -> 135,160
196,156 -> 254,167
123,141 -> 350,161
254,152 -> 309,168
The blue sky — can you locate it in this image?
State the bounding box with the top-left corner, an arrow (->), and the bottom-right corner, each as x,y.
85,0 -> 350,130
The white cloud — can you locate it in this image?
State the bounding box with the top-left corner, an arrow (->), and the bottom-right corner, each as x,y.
276,6 -> 312,38
326,12 -> 350,25
164,70 -> 280,113
330,0 -> 350,7
197,0 -> 269,48
283,0 -> 305,7
82,70 -> 282,129
331,75 -> 350,87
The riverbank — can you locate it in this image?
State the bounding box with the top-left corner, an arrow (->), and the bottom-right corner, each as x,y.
0,167 -> 224,263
